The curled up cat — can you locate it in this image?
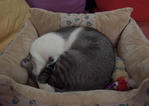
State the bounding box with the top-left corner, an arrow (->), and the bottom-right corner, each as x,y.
21,26 -> 115,92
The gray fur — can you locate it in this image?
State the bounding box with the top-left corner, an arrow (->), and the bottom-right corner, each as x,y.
38,26 -> 115,92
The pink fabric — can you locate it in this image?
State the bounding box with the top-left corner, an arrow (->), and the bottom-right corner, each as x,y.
25,0 -> 86,13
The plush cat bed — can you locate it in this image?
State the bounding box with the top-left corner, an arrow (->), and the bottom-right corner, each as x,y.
0,7 -> 149,105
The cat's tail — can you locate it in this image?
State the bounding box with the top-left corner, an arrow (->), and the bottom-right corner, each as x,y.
64,27 -> 83,51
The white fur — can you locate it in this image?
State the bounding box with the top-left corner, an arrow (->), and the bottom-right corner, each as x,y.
30,33 -> 65,76
30,27 -> 83,92
64,27 -> 83,50
38,83 -> 55,92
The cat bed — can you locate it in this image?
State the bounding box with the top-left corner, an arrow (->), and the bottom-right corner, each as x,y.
0,7 -> 149,105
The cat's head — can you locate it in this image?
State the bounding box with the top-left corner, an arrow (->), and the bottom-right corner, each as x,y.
37,57 -> 56,83
21,54 -> 56,76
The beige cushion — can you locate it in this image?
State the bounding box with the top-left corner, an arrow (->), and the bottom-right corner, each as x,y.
0,20 -> 37,84
118,19 -> 149,87
30,7 -> 132,45
0,74 -> 148,104
0,0 -> 30,53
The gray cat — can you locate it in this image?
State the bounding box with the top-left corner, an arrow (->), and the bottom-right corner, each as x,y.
35,26 -> 115,92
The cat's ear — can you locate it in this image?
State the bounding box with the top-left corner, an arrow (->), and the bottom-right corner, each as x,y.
20,54 -> 33,71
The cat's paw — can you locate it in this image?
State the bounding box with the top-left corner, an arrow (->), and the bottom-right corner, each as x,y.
38,83 -> 55,92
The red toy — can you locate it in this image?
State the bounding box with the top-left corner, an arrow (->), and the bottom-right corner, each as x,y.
115,76 -> 128,91
107,57 -> 136,91
107,76 -> 129,91
107,76 -> 136,91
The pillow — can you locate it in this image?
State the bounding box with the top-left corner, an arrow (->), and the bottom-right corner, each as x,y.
95,0 -> 149,21
0,20 -> 37,84
25,0 -> 86,13
30,7 -> 133,45
0,0 -> 30,54
118,19 -> 149,87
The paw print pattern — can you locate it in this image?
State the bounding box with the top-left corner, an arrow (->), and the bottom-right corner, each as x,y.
94,104 -> 100,106
9,86 -> 14,91
119,104 -> 126,106
75,18 -> 80,22
66,20 -> 72,25
146,88 -> 149,96
144,102 -> 149,106
86,21 -> 92,26
84,15 -> 89,20
60,13 -> 96,28
29,100 -> 36,105
12,96 -> 19,104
